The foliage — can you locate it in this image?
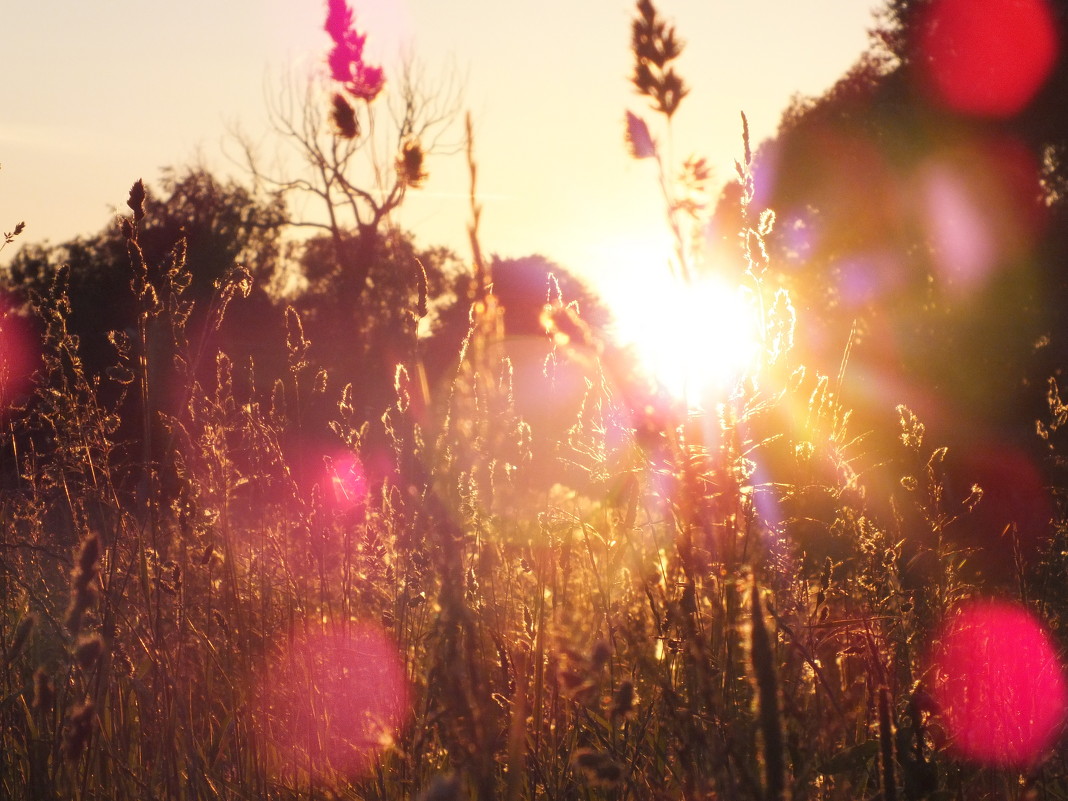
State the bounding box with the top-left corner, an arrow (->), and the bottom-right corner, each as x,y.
709,0 -> 1068,582
239,0 -> 460,311
3,168 -> 287,378
714,0 -> 1068,435
292,227 -> 463,430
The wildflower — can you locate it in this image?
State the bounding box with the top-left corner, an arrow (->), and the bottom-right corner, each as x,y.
610,680 -> 637,723
630,0 -> 687,118
126,178 -> 146,223
62,700 -> 96,761
325,0 -> 385,102
625,111 -> 656,159
590,639 -> 612,670
65,533 -> 101,635
3,221 -> 25,246
397,140 -> 428,188
32,668 -> 54,712
331,93 -> 359,138
75,633 -> 105,671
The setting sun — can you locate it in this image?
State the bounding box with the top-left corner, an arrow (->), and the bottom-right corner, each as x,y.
596,243 -> 762,407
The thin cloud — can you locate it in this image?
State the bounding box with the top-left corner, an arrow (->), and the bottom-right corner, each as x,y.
0,124 -> 106,154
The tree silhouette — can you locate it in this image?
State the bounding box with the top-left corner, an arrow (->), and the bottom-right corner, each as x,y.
237,0 -> 460,317
709,0 -> 1068,578
293,228 -> 464,426
5,168 -> 288,382
713,1 -> 1068,430
3,168 -> 475,507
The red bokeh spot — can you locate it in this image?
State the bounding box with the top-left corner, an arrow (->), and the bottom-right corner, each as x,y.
918,0 -> 1059,117
928,600 -> 1066,766
257,622 -> 409,781
0,296 -> 38,414
324,450 -> 369,511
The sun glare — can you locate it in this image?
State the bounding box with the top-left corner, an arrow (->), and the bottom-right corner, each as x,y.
598,244 -> 761,407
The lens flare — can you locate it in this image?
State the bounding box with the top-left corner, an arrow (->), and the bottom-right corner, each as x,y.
921,165 -> 996,294
0,296 -> 38,415
257,622 -> 409,782
928,599 -> 1067,767
918,0 -> 1059,117
601,262 -> 761,408
919,135 -> 1044,298
324,450 -> 369,511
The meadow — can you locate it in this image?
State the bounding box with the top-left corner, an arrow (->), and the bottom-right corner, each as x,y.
2,1 -> 1068,799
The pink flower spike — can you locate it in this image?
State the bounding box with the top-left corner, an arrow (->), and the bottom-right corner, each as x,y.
324,0 -> 354,44
625,111 -> 656,159
348,62 -> 385,102
324,0 -> 385,102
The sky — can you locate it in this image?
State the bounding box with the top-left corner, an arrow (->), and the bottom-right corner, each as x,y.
2,0 -> 882,294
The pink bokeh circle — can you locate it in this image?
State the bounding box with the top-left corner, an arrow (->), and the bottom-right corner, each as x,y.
928,599 -> 1066,767
918,0 -> 1059,117
257,621 -> 409,780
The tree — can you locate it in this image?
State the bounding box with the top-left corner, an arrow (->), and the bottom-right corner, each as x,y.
713,0 -> 1068,429
293,228 -> 464,425
5,167 -> 287,380
708,0 -> 1068,577
220,0 -> 468,454
237,0 -> 461,305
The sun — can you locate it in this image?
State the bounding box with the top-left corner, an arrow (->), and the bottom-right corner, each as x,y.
614,273 -> 761,405
593,240 -> 762,408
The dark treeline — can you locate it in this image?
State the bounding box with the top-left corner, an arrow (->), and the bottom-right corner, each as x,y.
711,0 -> 1068,580
2,168 -> 617,496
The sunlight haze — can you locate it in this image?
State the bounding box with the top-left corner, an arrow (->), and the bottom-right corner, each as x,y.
4,0 -> 881,288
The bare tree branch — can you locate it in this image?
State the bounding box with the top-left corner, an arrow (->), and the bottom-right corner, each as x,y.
231,59 -> 462,302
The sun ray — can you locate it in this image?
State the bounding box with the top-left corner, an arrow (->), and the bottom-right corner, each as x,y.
592,238 -> 762,408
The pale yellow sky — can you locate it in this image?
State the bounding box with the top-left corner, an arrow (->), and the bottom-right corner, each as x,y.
3,0 -> 882,291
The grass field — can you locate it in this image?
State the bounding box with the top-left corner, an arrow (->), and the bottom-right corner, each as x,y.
2,2 -> 1067,799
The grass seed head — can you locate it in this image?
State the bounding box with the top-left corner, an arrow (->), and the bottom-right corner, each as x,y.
32,668 -> 54,712
62,700 -> 96,761
6,613 -> 35,664
65,534 -> 101,635
75,633 -> 106,671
